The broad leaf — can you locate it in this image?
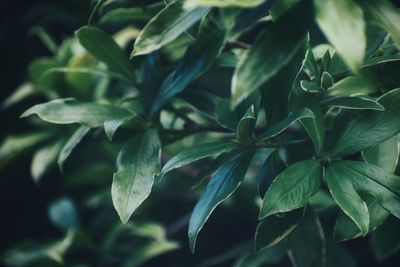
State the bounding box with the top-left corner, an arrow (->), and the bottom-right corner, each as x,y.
326,76 -> 377,97
324,164 -> 369,236
287,209 -> 326,267
21,98 -> 133,128
363,135 -> 399,174
258,108 -> 314,141
326,88 -> 400,158
260,160 -> 321,219
76,26 -> 135,82
314,0 -> 366,73
255,208 -> 304,251
231,1 -> 309,108
131,2 -> 209,56
188,150 -> 254,252
320,96 -> 384,111
184,0 -> 265,9
112,130 -> 161,223
161,139 -> 237,176
151,29 -> 226,113
58,126 -> 90,172
332,161 -> 400,218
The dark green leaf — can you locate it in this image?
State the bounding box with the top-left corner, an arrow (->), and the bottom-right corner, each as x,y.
76,26 -> 135,82
58,126 -> 90,172
112,130 -> 161,223
326,76 -> 377,97
324,164 -> 369,235
301,80 -> 323,93
255,208 -> 304,251
31,140 -> 64,183
326,88 -> 400,158
371,217 -> 400,262
320,71 -> 334,90
236,105 -> 256,142
188,150 -> 254,252
258,149 -> 287,197
363,135 -> 399,174
260,160 -> 321,219
184,0 -> 265,8
270,0 -> 301,21
320,96 -> 385,111
161,139 -> 237,176
132,2 -> 210,56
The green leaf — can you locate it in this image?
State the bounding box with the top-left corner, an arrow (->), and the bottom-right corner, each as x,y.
58,126 -> 90,172
371,217 -> 400,262
234,244 -> 286,267
1,83 -> 37,110
179,90 -> 220,120
333,194 -> 390,241
259,160 -> 321,219
150,29 -> 226,113
231,2 -> 309,108
300,80 -> 323,93
31,140 -> 64,183
21,98 -> 133,128
314,0 -> 366,73
320,96 -> 385,111
326,76 -> 377,97
320,71 -> 334,90
0,133 -> 50,169
131,2 -> 210,56
161,139 -> 237,176
112,130 -> 161,223
362,0 -> 400,48
326,88 -> 400,158
332,161 -> 400,218
255,208 -> 304,251
258,108 -> 314,141
99,7 -> 151,24
48,198 -> 79,231
236,105 -> 256,142
287,209 -> 326,267
324,164 -> 369,236
184,0 -> 265,9
258,149 -> 287,197
104,115 -> 137,141
76,26 -> 135,82
270,0 -> 301,21
188,150 -> 254,252
363,135 -> 399,174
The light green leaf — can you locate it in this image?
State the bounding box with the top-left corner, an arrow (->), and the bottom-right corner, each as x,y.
363,135 -> 399,174
161,139 -> 237,176
112,130 -> 161,223
188,150 -> 254,252
363,0 -> 400,48
231,2 -> 309,108
0,133 -> 50,169
333,161 -> 400,218
132,2 -> 209,56
31,140 -> 64,183
58,126 -> 90,172
314,0 -> 366,73
184,0 -> 265,9
76,26 -> 135,82
320,96 -> 385,111
287,209 -> 326,267
236,105 -> 256,142
326,88 -> 400,158
260,160 -> 321,219
255,208 -> 304,251
324,165 -> 369,236
150,29 -> 226,113
21,98 -> 133,128
258,108 -> 314,141
326,76 -> 377,97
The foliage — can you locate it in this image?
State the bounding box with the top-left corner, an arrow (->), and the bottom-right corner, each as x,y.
2,0 -> 400,266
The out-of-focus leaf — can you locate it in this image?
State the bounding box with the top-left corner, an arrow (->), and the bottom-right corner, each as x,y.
161,139 -> 237,176
48,198 -> 79,231
21,98 -> 133,128
184,0 -> 265,9
112,130 -> 161,223
270,0 -> 301,20
258,149 -> 286,197
314,0 -> 366,72
188,150 -> 254,252
260,160 -> 321,219
236,105 -> 256,142
131,2 -> 209,56
99,7 -> 151,24
1,83 -> 37,110
31,140 -> 64,183
371,217 -> 400,262
76,26 -> 135,82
